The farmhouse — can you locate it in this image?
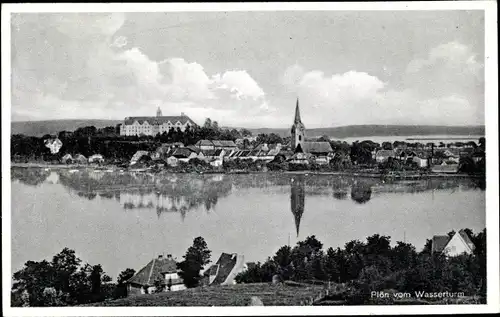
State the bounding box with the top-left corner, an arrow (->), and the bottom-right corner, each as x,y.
431,229 -> 475,257
126,254 -> 186,296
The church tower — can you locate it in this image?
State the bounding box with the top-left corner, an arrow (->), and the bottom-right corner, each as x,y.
156,106 -> 162,117
291,98 -> 306,152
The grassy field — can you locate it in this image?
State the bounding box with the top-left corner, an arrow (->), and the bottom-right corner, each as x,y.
83,283 -> 326,306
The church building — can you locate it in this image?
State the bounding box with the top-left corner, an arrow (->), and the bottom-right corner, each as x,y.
290,99 -> 333,163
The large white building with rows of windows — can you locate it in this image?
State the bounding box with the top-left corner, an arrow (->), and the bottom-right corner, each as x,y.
120,107 -> 197,136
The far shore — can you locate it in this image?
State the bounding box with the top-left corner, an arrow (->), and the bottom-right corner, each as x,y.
10,162 -> 484,180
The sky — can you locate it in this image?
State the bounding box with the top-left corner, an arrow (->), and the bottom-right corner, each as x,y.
10,10 -> 485,128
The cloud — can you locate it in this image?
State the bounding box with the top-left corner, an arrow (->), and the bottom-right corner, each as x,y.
211,70 -> 265,101
404,41 -> 484,100
282,64 -> 305,88
11,13 -> 272,126
160,58 -> 215,101
282,41 -> 484,127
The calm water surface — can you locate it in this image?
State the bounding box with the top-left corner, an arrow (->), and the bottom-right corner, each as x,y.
11,168 -> 485,279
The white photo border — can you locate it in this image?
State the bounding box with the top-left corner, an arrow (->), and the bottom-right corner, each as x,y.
2,1 -> 498,316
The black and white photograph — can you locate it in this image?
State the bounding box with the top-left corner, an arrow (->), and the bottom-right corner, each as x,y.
2,2 -> 499,315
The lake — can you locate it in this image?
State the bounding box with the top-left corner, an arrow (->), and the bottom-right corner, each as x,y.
10,168 -> 485,279
330,135 -> 484,144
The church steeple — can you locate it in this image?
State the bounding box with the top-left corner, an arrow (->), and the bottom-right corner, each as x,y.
156,106 -> 162,117
294,98 -> 302,124
291,98 -> 306,152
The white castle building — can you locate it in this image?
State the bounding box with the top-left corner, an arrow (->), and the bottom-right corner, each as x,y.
120,107 -> 197,136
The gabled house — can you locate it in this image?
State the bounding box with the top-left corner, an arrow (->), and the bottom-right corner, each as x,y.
89,154 -> 104,164
126,254 -> 186,296
74,154 -> 88,165
219,140 -> 238,151
196,140 -> 215,151
171,148 -> 198,162
289,152 -> 313,165
203,253 -> 247,286
431,229 -> 475,257
61,154 -> 73,164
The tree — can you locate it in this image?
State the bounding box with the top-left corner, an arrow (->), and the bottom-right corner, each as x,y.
240,128 -> 252,137
382,142 -> 393,150
203,118 -> 212,129
51,248 -> 81,294
212,121 -> 219,131
177,237 -> 212,288
273,246 -> 293,280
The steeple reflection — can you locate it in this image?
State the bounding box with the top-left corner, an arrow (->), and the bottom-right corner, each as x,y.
290,176 -> 305,238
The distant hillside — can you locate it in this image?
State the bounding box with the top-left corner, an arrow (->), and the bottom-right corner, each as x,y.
11,120 -> 485,139
248,125 -> 485,139
11,120 -> 122,136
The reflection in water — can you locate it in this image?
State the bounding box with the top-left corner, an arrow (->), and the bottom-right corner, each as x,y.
11,168 -> 51,186
13,168 -> 485,226
56,170 -> 233,220
351,181 -> 373,204
333,191 -> 348,200
290,176 -> 305,237
11,167 -> 485,279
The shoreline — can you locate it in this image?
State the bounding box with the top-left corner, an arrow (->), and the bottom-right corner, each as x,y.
10,162 -> 484,180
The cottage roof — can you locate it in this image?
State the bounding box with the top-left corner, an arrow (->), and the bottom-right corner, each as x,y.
196,140 -> 214,146
376,150 -> 395,158
301,141 -> 333,154
219,140 -> 236,147
127,255 -> 178,286
431,235 -> 451,253
278,149 -> 294,157
172,148 -> 193,158
204,253 -> 238,285
124,115 -> 196,126
457,229 -> 476,252
186,145 -> 201,154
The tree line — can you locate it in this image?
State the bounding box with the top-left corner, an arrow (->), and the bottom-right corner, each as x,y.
235,230 -> 486,304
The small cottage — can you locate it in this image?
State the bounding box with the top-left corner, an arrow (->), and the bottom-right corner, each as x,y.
431,229 -> 475,257
73,154 -> 88,165
61,154 -> 73,164
126,254 -> 185,296
196,140 -> 215,151
89,154 -> 104,164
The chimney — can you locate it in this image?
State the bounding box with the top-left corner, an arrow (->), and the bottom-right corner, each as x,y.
166,254 -> 173,260
158,254 -> 163,259
181,112 -> 185,116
